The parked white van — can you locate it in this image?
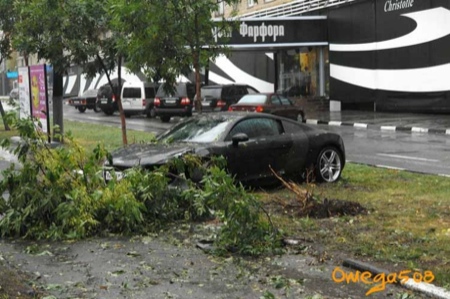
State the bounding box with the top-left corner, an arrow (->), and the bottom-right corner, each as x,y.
120,82 -> 160,117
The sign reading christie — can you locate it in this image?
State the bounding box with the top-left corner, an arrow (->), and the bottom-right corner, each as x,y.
384,0 -> 414,12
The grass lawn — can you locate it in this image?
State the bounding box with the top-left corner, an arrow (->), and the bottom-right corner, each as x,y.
1,116 -> 449,288
259,163 -> 450,287
64,120 -> 156,152
0,117 -> 156,152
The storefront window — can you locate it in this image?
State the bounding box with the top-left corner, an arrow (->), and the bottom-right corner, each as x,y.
277,47 -> 325,99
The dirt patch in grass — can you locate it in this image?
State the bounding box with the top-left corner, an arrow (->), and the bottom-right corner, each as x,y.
0,260 -> 41,298
265,196 -> 368,219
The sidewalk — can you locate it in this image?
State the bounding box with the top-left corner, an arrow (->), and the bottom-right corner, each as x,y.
304,110 -> 450,134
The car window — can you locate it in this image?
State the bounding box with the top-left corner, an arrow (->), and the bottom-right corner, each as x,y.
247,86 -> 259,94
238,94 -> 267,104
271,95 -> 281,105
156,83 -> 187,97
227,118 -> 282,140
201,87 -> 221,98
186,84 -> 196,99
123,87 -> 141,98
279,96 -> 293,106
82,89 -> 98,97
144,87 -> 156,99
235,86 -> 247,96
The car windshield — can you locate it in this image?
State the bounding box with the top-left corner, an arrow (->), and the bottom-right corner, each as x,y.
238,94 -> 267,104
201,87 -> 221,98
156,84 -> 187,97
157,116 -> 233,143
82,89 -> 98,97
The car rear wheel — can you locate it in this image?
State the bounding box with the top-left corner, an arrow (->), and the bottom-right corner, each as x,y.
146,107 -> 156,118
94,101 -> 101,113
78,106 -> 87,113
103,108 -> 114,116
161,116 -> 171,123
315,147 -> 343,183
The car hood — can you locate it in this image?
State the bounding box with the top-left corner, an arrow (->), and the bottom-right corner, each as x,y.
108,143 -> 208,168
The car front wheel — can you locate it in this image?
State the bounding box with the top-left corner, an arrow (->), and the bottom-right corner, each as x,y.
78,106 -> 87,113
315,147 -> 343,183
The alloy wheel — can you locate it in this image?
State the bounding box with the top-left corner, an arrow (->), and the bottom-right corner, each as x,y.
318,148 -> 342,182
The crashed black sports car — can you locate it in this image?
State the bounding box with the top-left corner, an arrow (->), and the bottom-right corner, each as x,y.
103,113 -> 345,184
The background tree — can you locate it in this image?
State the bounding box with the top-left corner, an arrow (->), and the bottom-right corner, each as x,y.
13,0 -> 129,144
0,0 -> 17,130
108,0 -> 240,112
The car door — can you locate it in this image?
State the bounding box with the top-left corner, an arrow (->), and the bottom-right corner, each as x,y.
224,117 -> 293,182
279,95 -> 300,120
266,94 -> 284,116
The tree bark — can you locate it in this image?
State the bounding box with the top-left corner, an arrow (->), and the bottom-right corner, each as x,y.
98,53 -> 128,145
194,51 -> 202,114
116,56 -> 127,145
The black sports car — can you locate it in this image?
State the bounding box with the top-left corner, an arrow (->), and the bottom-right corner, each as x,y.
104,113 -> 345,184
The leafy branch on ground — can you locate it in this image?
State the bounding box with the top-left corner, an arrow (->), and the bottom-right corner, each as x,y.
0,115 -> 282,256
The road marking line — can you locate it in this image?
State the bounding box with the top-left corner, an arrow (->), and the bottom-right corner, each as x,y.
328,121 -> 342,126
353,123 -> 368,129
412,127 -> 429,133
380,126 -> 396,131
376,165 -> 405,170
438,174 -> 450,178
377,153 -> 439,162
446,129 -> 450,135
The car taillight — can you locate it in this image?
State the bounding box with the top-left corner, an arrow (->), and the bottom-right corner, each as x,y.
69,100 -> 73,104
112,95 -> 116,102
181,97 -> 190,105
142,99 -> 146,107
217,100 -> 226,107
154,98 -> 161,106
256,106 -> 264,112
228,106 -> 234,111
81,100 -> 86,104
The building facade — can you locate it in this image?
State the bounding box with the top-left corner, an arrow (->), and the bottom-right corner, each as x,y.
60,0 -> 450,113
211,0 -> 450,113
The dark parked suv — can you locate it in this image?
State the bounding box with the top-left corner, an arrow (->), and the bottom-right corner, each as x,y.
198,84 -> 259,112
97,83 -> 121,116
154,82 -> 196,122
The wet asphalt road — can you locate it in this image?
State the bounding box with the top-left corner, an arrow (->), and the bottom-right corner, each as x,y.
63,104 -> 450,176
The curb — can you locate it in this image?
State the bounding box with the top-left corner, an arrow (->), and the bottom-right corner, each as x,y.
304,119 -> 450,135
343,259 -> 450,299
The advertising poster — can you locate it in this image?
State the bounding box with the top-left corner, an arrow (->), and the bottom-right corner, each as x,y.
18,66 -> 31,119
29,64 -> 49,135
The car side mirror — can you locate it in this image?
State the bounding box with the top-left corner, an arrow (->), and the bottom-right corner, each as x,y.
232,133 -> 249,147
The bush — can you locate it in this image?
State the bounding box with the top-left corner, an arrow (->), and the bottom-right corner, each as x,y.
0,116 -> 282,255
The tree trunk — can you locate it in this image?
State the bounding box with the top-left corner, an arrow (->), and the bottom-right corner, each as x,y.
194,52 -> 202,114
116,56 -> 128,145
0,101 -> 9,131
99,53 -> 128,146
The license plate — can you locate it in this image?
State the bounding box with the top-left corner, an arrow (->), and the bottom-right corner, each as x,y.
101,99 -> 108,104
165,99 -> 176,104
104,170 -> 123,181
